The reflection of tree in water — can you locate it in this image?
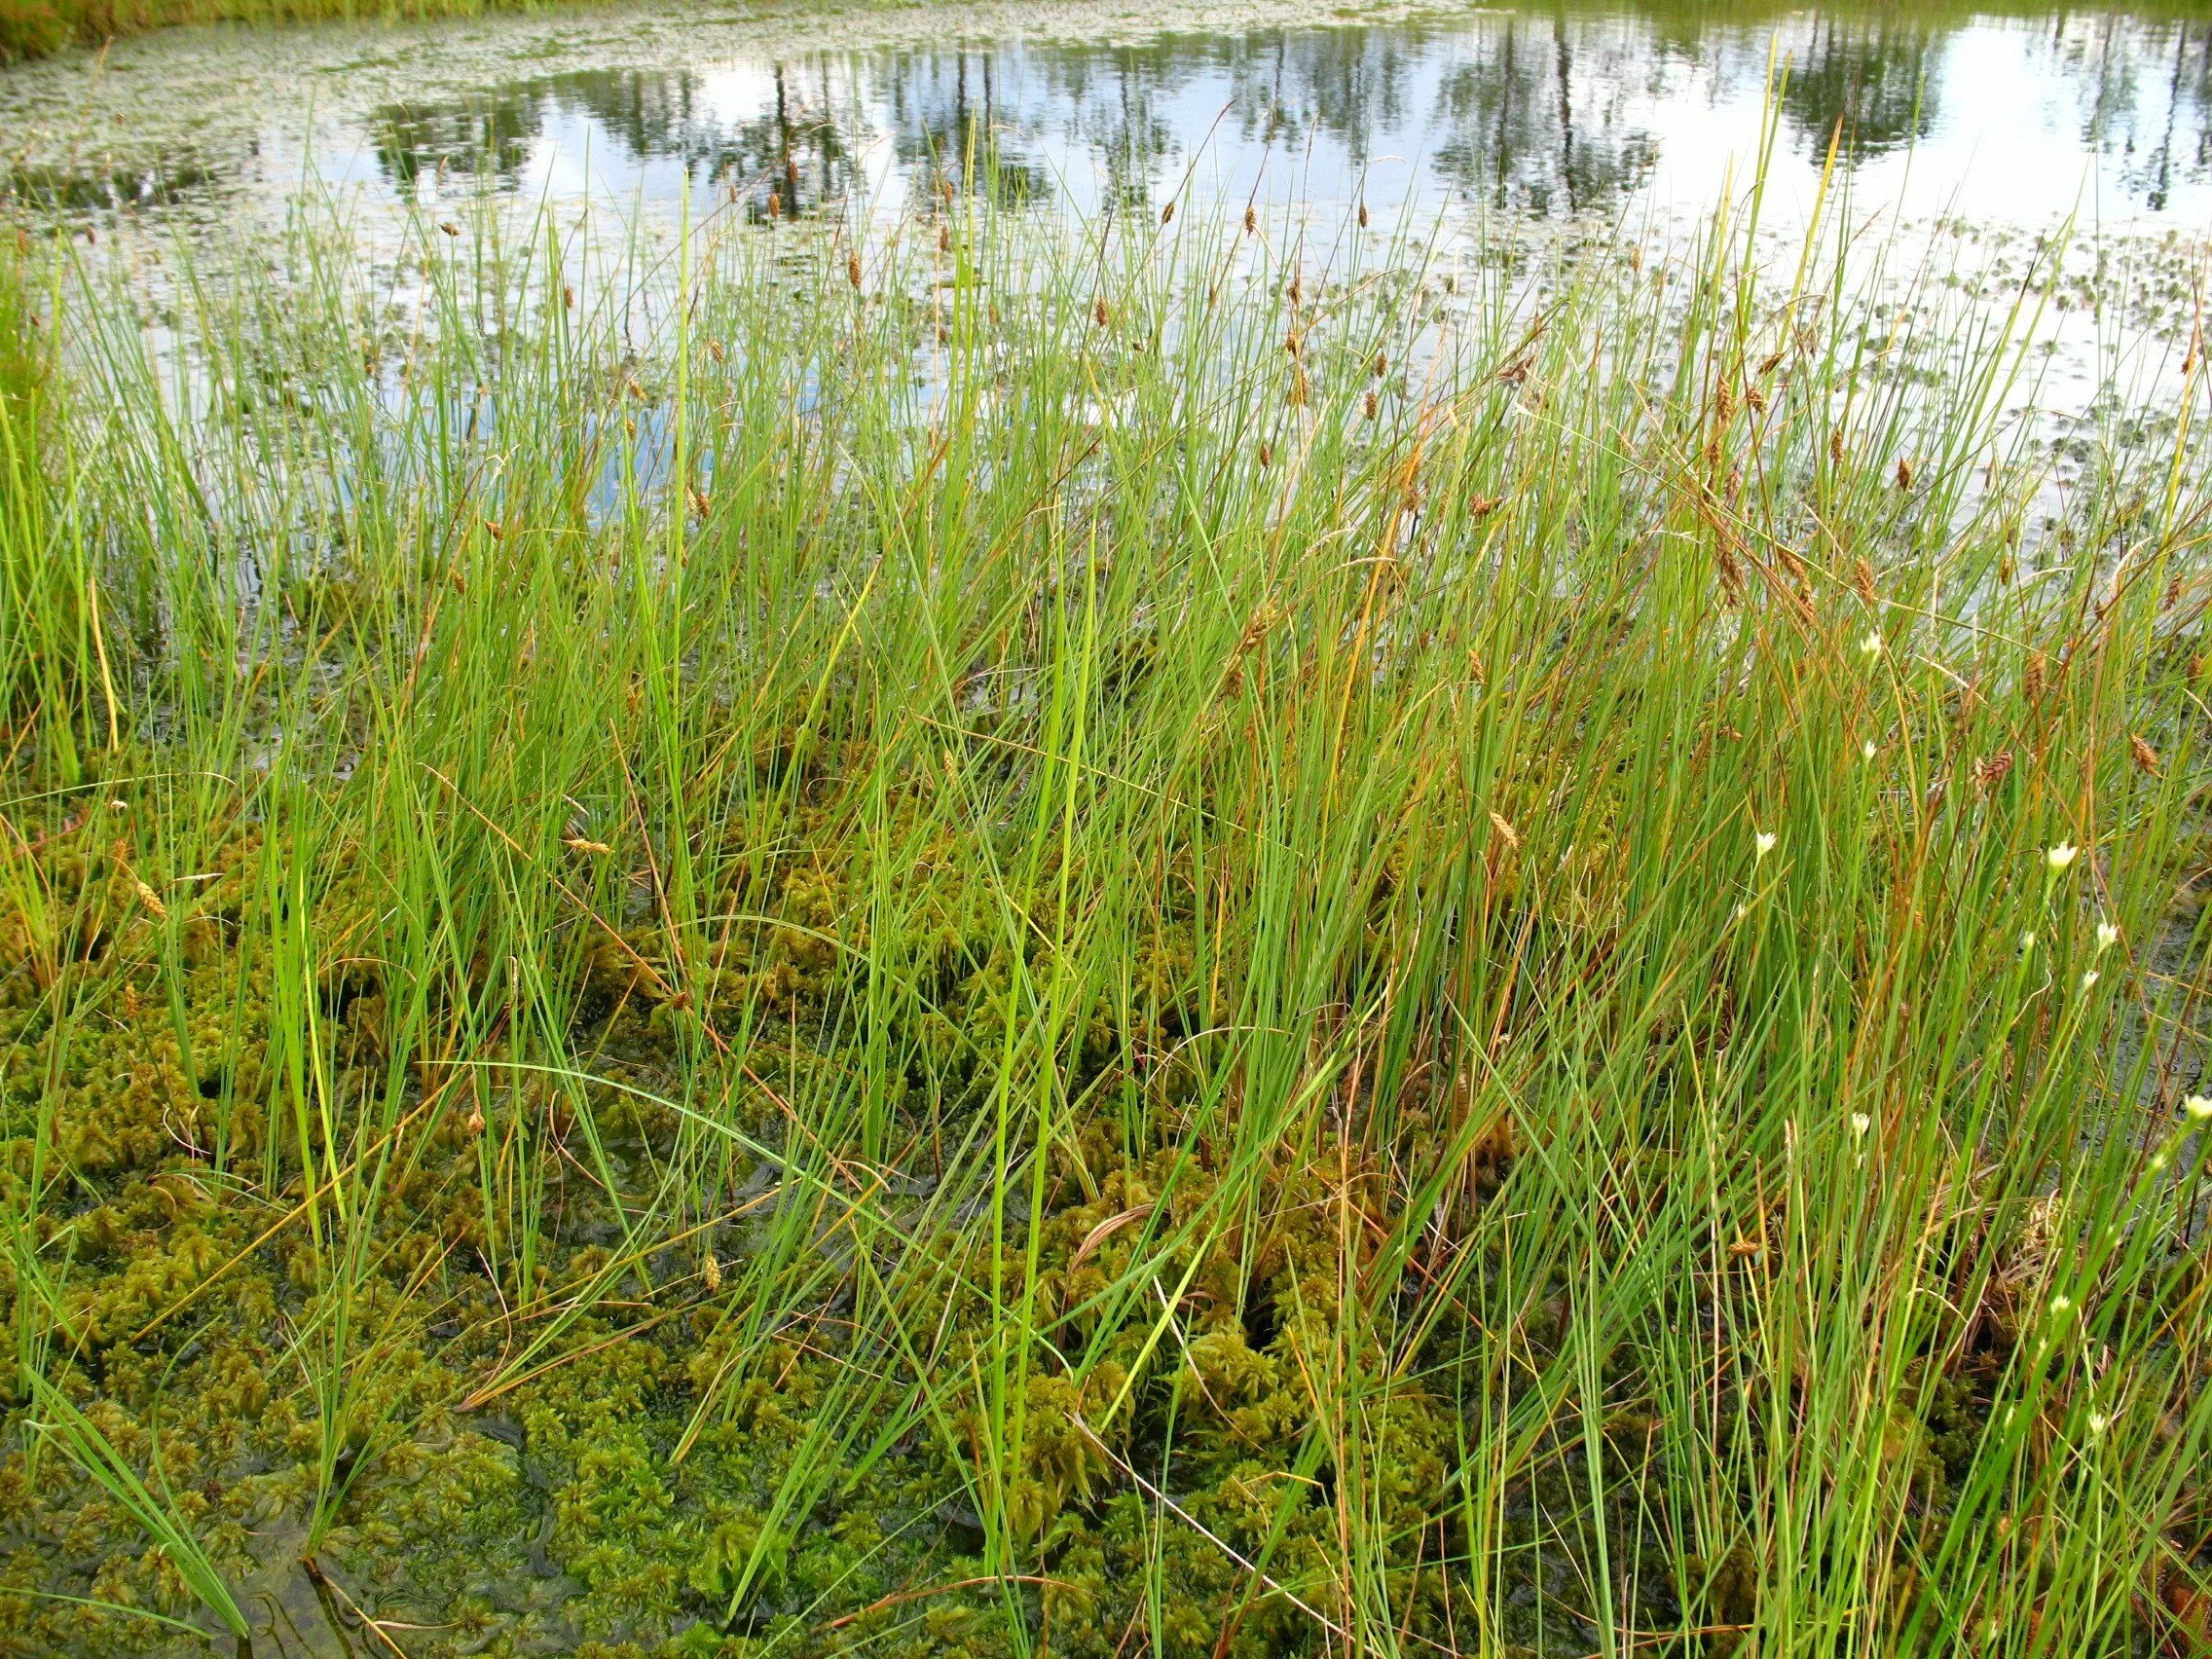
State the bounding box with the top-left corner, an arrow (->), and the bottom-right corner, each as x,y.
1776,19 -> 1936,159
873,51 -> 1054,206
707,66 -> 859,217
1687,10 -> 2209,205
1216,27 -> 1420,172
986,19 -> 1669,217
3,158 -> 230,213
2048,17 -> 2212,212
369,68 -> 860,212
359,7 -> 2212,220
874,23 -> 1646,215
370,88 -> 541,188
1428,16 -> 1663,214
1045,47 -> 1193,210
866,28 -> 1496,213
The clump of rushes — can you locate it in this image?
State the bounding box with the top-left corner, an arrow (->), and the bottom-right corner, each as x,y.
0,165 -> 2210,1659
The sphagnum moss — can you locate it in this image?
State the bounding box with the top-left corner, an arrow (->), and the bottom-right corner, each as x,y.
0,168 -> 2210,1659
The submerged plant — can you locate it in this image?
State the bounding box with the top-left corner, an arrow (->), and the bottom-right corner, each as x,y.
24,1374 -> 250,1641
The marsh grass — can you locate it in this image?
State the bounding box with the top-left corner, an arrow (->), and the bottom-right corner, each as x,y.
2,145 -> 2211,1656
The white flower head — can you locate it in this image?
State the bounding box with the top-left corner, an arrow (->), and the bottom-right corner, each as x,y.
1850,1112 -> 1871,1137
2087,1413 -> 2109,1436
1860,629 -> 1884,657
1754,829 -> 1778,862
2048,1293 -> 2073,1315
2046,842 -> 2078,873
2185,1093 -> 2212,1122
2096,921 -> 2120,952
2021,931 -> 2038,953
2080,970 -> 2099,991
1734,901 -> 1750,922
1862,738 -> 1878,761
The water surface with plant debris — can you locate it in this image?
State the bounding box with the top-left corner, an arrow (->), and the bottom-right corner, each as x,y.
8,0 -> 2210,473
2,0 -> 2210,238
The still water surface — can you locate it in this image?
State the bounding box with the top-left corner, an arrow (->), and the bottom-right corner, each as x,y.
2,2 -> 2209,241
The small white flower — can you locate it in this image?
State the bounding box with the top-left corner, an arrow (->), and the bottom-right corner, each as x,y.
1860,629 -> 1884,657
2021,931 -> 2038,953
2096,921 -> 2120,951
1733,902 -> 1750,922
2150,1148 -> 2171,1174
1850,1113 -> 1871,1137
2049,1293 -> 2073,1315
1862,738 -> 1878,761
2080,970 -> 2099,991
2087,1413 -> 2109,1436
1754,830 -> 1777,862
2046,842 -> 2078,872
2185,1093 -> 2212,1122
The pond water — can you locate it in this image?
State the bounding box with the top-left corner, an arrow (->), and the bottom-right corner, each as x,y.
2,0 -> 2209,244
3,0 -> 2206,497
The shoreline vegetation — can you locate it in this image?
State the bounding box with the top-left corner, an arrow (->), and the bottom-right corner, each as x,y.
2,123 -> 2212,1658
0,0 -> 579,64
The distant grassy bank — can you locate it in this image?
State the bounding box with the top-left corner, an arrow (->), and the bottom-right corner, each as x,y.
0,0 -> 581,64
